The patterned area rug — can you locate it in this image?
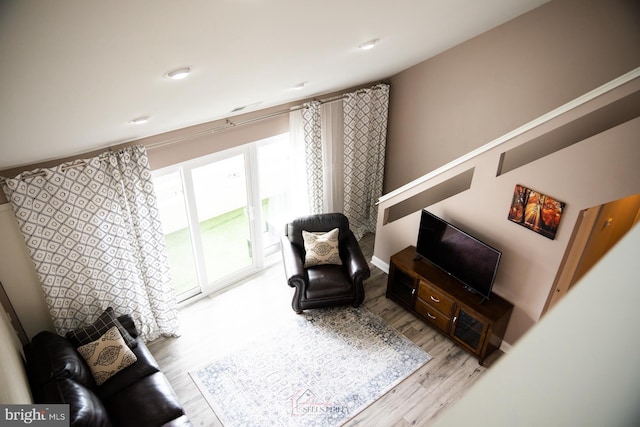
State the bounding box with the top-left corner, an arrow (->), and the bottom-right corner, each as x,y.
190,306 -> 431,426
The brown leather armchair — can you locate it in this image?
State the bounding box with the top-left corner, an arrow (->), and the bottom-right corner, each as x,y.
281,213 -> 370,313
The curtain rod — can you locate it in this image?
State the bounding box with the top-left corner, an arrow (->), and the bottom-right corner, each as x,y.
146,96 -> 333,150
146,84 -> 388,150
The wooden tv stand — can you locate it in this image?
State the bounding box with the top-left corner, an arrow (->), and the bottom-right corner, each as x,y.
386,246 -> 513,365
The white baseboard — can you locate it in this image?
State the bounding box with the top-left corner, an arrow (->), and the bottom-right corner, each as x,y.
370,256 -> 389,274
500,340 -> 513,354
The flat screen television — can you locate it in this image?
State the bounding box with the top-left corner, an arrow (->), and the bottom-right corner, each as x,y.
416,210 -> 501,300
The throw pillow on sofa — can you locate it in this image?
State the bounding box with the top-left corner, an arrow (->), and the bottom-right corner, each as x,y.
77,326 -> 138,385
66,307 -> 137,349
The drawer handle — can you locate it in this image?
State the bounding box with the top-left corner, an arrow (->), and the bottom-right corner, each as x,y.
427,313 -> 436,320
430,295 -> 440,303
412,288 -> 416,295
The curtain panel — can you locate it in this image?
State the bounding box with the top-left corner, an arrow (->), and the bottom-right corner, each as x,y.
343,84 -> 390,239
301,101 -> 324,214
1,146 -> 179,341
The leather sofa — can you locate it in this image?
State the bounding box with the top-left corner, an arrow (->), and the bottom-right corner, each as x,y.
24,314 -> 190,427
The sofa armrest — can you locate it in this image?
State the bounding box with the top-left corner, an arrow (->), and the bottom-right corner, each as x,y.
280,235 -> 306,289
42,379 -> 111,427
27,331 -> 97,391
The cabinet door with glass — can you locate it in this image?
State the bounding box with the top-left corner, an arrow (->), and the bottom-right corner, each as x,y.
450,307 -> 489,354
386,265 -> 418,310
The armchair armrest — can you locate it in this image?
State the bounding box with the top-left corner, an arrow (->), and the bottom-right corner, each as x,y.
280,235 -> 306,288
341,231 -> 371,284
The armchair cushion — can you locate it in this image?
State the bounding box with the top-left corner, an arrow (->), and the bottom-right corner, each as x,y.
305,265 -> 353,299
302,228 -> 342,267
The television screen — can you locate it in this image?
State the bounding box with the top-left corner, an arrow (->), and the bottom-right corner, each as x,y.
416,210 -> 501,299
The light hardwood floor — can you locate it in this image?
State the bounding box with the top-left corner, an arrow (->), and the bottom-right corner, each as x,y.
147,234 -> 502,426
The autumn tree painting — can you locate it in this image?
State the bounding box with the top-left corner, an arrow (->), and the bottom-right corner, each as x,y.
508,184 -> 565,240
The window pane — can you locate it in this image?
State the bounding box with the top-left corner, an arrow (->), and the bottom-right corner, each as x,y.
192,154 -> 252,282
153,171 -> 199,297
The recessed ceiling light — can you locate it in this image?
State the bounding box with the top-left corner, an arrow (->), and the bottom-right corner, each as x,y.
129,116 -> 150,125
291,82 -> 308,90
165,67 -> 191,80
358,39 -> 379,50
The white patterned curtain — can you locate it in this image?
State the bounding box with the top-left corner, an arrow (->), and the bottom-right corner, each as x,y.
0,146 -> 179,342
301,100 -> 324,214
343,84 -> 390,239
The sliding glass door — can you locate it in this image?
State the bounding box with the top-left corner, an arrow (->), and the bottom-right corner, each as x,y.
154,171 -> 200,298
191,153 -> 254,283
153,133 -> 293,301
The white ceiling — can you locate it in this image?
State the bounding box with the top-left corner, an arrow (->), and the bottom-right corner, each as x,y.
0,0 -> 548,170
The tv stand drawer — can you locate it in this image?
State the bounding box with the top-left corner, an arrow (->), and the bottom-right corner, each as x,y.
415,298 -> 450,333
418,280 -> 454,316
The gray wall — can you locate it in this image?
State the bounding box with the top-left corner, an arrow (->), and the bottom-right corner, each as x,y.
384,0 -> 640,193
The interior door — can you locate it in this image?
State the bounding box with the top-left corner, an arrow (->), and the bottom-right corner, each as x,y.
543,194 -> 640,314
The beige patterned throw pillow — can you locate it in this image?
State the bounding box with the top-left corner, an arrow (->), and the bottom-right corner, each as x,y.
302,228 -> 342,267
77,326 -> 138,385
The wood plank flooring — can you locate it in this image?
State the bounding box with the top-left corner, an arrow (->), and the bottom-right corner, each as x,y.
147,234 -> 502,426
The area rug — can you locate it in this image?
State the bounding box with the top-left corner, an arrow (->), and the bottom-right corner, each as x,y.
190,306 -> 432,426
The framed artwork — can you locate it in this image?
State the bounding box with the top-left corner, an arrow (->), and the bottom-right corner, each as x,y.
508,184 -> 565,240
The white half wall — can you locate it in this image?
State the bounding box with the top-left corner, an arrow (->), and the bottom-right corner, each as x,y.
431,221 -> 640,427
0,204 -> 54,338
0,308 -> 32,403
